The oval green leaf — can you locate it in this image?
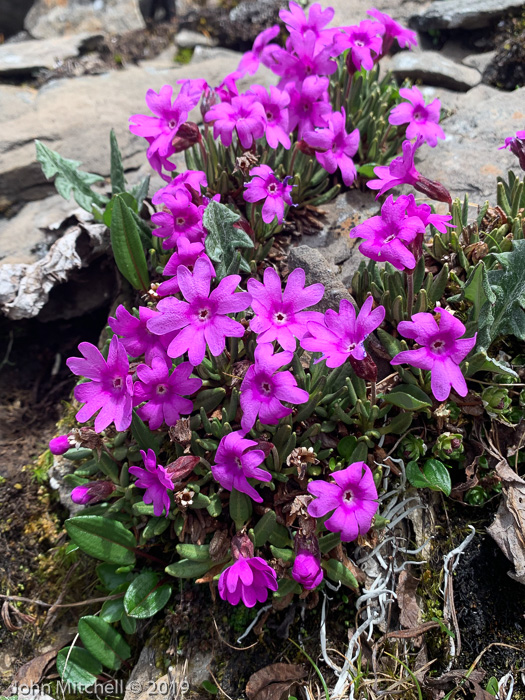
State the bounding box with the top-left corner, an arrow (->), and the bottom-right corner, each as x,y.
165,558 -> 213,579
78,616 -> 131,670
323,559 -> 359,590
124,572 -> 172,619
65,516 -> 136,565
56,646 -> 102,688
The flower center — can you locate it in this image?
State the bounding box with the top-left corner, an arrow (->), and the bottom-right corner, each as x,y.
413,109 -> 425,122
168,119 -> 177,130
430,338 -> 446,355
266,110 -> 274,120
197,307 -> 211,322
176,216 -> 186,226
156,383 -> 168,395
354,39 -> 364,47
267,182 -> 279,195
258,377 -> 273,396
112,376 -> 124,390
273,310 -> 287,325
346,342 -> 357,353
342,489 -> 354,504
235,457 -> 242,469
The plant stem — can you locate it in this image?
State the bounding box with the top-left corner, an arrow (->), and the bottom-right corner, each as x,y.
406,271 -> 414,321
370,380 -> 377,406
288,142 -> 300,176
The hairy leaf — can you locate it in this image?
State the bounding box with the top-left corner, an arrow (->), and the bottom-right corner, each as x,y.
203,200 -> 253,279
35,140 -> 107,212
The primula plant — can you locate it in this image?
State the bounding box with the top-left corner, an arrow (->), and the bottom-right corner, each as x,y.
33,0 -> 525,692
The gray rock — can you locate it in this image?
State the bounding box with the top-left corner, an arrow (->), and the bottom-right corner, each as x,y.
175,29 -> 218,49
0,33 -> 98,77
191,45 -> 243,64
302,190 -> 379,288
0,53 -> 255,212
48,454 -> 84,516
417,84 -> 525,203
287,245 -> 353,313
25,0 -> 145,39
463,50 -> 497,74
124,647 -> 162,700
410,0 -> 525,31
0,0 -> 35,39
0,84 -> 37,123
391,51 -> 481,91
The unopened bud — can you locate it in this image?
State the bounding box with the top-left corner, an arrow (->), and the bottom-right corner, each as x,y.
71,480 -> 116,505
49,434 -> 73,455
172,122 -> 201,153
349,354 -> 378,382
415,176 -> 452,204
231,533 -> 254,561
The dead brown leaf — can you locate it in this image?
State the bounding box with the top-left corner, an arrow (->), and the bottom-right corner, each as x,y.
487,459 -> 525,584
396,571 -> 422,630
13,648 -> 58,686
246,663 -> 307,700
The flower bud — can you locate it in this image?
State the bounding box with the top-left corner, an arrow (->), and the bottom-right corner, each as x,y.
415,175 -> 452,204
482,386 -> 512,417
49,435 -> 72,455
433,432 -> 464,461
507,135 -> 525,171
296,140 -> 318,157
200,87 -> 219,120
231,533 -> 254,561
292,535 -> 323,590
171,122 -> 201,153
349,353 -> 378,382
71,481 -> 116,505
399,434 -> 427,461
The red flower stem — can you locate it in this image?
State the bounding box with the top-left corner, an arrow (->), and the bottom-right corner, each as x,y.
406,270 -> 414,321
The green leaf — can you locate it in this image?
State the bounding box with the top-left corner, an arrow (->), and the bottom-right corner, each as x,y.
100,583 -> 127,623
131,175 -> 150,210
323,559 -> 359,590
379,411 -> 412,435
124,572 -> 172,619
202,680 -> 219,695
253,510 -> 277,547
96,563 -> 133,591
131,410 -> 161,454
110,193 -> 150,292
35,140 -> 107,212
78,616 -> 131,670
56,646 -> 102,688
229,488 -> 253,530
165,558 -> 214,578
270,545 -> 295,563
377,327 -> 403,359
406,459 -> 451,496
176,543 -> 211,561
121,612 -> 137,634
203,200 -> 253,279
110,129 -> 126,195
273,578 -> 300,598
65,516 -> 136,565
383,385 -> 432,410
318,532 -> 341,554
337,435 -> 357,461
479,239 -> 525,348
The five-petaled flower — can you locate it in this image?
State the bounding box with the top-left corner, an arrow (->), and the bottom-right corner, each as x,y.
211,431 -> 271,502
243,164 -> 295,224
218,534 -> 278,607
204,94 -> 266,149
147,257 -> 252,366
129,449 -> 174,518
332,20 -> 383,71
389,86 -> 445,148
301,297 -> 385,367
240,343 -> 309,432
134,357 -> 202,430
248,266 -> 324,351
307,461 -> 378,541
304,107 -> 360,186
349,194 -> 426,270
67,336 -> 134,433
108,305 -> 175,365
391,308 -> 477,402
367,8 -> 417,52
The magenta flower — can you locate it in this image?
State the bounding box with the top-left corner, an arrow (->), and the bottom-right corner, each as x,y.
67,336 -> 133,433
307,462 -> 378,542
389,87 -> 445,148
152,170 -> 207,206
367,137 -> 422,197
129,449 -> 174,517
304,108 -> 360,186
247,266 -> 324,350
144,136 -> 178,181
301,297 -> 385,368
158,237 -> 215,297
243,164 -> 295,225
240,343 -> 309,432
402,194 -> 454,233
350,194 -> 425,270
292,550 -> 323,590
133,357 -> 201,430
367,8 -> 417,52
219,554 -> 278,607
204,94 -> 266,149
280,2 -> 334,37
391,308 -> 477,402
49,435 -> 72,455
211,431 -> 271,502
71,481 -> 116,505
499,129 -> 525,170
287,75 -> 331,138
152,190 -> 205,250
248,85 -> 291,150
333,21 -> 383,71
271,30 -> 338,82
108,305 -> 175,365
147,257 -> 251,366
237,24 -> 281,77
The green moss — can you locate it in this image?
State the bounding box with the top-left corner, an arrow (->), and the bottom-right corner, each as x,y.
175,47 -> 194,64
